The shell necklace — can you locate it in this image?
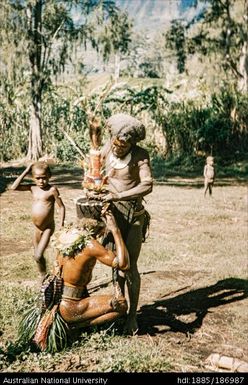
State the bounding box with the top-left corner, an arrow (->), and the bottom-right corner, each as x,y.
109,152 -> 131,170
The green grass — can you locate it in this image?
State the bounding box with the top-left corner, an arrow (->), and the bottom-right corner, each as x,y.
151,156 -> 248,180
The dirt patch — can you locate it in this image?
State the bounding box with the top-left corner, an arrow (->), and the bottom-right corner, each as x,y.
0,239 -> 31,257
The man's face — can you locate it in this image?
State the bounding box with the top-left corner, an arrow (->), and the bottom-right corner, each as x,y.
111,137 -> 132,158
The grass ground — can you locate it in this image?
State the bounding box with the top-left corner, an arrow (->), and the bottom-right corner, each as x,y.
0,164 -> 247,373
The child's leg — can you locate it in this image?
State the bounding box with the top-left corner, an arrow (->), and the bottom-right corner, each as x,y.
33,227 -> 54,277
204,180 -> 209,196
209,183 -> 213,196
33,227 -> 42,259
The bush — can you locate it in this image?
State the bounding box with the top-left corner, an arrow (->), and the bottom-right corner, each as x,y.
1,82 -> 247,164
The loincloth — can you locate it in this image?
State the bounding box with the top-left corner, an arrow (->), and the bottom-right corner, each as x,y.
102,200 -> 139,247
111,200 -> 142,235
103,200 -> 150,249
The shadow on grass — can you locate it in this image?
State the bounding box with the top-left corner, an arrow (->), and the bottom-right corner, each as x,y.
155,178 -> 247,188
0,165 -> 83,194
2,278 -> 247,364
0,166 -> 17,194
1,163 -> 247,194
137,277 -> 248,336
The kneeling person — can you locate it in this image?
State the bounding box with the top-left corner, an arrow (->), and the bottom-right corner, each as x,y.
56,208 -> 129,327
19,204 -> 129,352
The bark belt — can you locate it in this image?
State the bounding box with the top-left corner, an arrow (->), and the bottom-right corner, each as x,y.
62,285 -> 89,301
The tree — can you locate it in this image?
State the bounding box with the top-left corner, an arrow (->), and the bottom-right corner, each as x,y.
165,20 -> 187,74
97,10 -> 133,82
125,31 -> 167,79
0,0 -> 118,160
165,0 -> 248,93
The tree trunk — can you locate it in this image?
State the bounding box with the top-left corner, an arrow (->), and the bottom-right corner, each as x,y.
238,41 -> 248,93
238,0 -> 248,93
27,100 -> 42,160
27,0 -> 43,160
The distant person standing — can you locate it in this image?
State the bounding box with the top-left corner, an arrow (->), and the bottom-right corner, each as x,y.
10,162 -> 65,278
204,156 -> 215,197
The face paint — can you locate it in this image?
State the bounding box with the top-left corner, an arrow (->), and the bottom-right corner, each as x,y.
111,137 -> 132,158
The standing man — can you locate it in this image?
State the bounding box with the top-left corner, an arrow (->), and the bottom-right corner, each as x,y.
101,113 -> 153,335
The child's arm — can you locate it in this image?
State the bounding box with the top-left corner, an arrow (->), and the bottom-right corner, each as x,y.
53,187 -> 65,228
9,163 -> 33,191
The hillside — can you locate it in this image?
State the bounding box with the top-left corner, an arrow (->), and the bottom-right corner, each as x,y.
116,0 -> 205,31
116,0 -> 180,29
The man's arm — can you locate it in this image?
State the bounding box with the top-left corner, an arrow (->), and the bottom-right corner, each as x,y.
88,239 -> 129,271
104,211 -> 130,270
9,164 -> 33,191
89,212 -> 129,271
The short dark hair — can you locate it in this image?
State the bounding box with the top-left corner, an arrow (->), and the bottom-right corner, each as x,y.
32,162 -> 51,177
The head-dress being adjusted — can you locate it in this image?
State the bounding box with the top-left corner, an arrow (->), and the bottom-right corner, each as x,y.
106,113 -> 146,145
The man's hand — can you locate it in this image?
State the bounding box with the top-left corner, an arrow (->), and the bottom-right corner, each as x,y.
85,191 -> 103,200
103,210 -> 118,232
101,192 -> 120,202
